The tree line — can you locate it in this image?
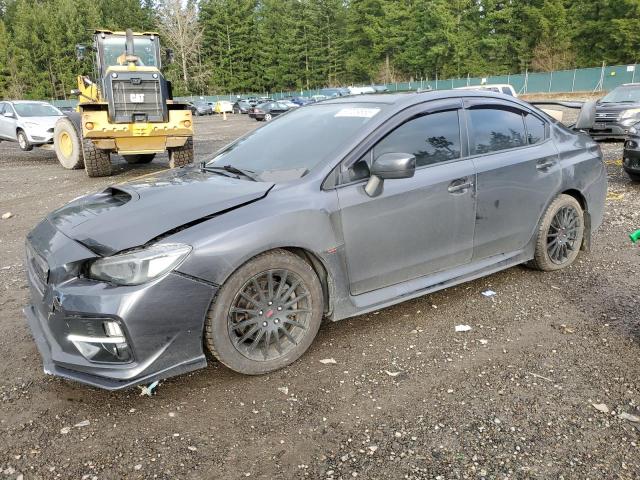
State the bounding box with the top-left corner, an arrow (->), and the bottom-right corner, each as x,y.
1,0 -> 639,99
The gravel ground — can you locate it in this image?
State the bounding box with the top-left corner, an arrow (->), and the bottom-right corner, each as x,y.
0,112 -> 639,480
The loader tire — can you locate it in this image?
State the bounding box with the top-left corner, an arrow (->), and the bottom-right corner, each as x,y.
123,154 -> 156,164
54,118 -> 83,169
168,137 -> 194,168
82,138 -> 112,177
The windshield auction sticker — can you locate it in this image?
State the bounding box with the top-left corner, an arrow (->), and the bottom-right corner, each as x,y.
334,108 -> 381,118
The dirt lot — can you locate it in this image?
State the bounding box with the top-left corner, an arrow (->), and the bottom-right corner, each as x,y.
0,112 -> 639,480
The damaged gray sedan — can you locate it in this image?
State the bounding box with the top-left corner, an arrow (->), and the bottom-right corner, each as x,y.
24,91 -> 607,390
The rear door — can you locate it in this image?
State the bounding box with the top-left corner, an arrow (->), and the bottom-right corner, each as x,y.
465,99 -> 561,260
336,101 -> 477,295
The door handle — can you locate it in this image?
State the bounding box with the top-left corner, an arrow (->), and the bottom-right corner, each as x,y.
536,159 -> 555,171
448,178 -> 473,193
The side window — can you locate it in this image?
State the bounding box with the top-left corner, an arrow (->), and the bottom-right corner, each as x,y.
524,113 -> 546,144
501,87 -> 514,96
0,103 -> 5,115
373,110 -> 461,168
468,107 -> 526,155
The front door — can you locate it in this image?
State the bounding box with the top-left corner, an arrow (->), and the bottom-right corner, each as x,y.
0,103 -> 14,139
465,101 -> 562,260
336,107 -> 477,295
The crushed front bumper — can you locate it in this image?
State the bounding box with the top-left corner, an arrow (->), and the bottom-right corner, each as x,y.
24,219 -> 216,390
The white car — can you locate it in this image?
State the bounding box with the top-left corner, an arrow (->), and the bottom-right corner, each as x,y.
455,84 -> 518,97
348,86 -> 377,95
214,100 -> 234,114
0,101 -> 64,151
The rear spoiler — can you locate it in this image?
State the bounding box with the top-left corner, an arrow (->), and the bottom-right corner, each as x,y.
529,100 -> 597,131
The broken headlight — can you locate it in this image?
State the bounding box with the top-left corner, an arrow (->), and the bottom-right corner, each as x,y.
88,243 -> 191,286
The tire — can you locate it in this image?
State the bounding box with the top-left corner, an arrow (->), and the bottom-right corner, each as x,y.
264,113 -> 272,122
205,249 -> 324,375
82,138 -> 112,177
123,154 -> 155,164
54,118 -> 83,169
17,130 -> 33,151
529,194 -> 584,271
625,169 -> 640,182
168,137 -> 194,168
233,107 -> 240,114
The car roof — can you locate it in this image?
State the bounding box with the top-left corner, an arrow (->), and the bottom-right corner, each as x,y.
318,90 -> 535,113
3,100 -> 52,104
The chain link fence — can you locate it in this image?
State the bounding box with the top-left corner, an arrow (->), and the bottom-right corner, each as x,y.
51,63 -> 640,107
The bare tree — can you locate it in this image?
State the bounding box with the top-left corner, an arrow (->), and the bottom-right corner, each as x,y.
156,0 -> 206,92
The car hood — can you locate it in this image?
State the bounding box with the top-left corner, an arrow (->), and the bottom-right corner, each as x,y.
47,167 -> 274,256
19,116 -> 62,128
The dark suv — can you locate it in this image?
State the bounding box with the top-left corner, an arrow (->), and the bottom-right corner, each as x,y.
589,83 -> 640,140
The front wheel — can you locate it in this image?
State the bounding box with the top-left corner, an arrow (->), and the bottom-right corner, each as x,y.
168,137 -> 194,168
54,118 -> 83,169
82,138 -> 112,177
17,130 -> 33,151
529,194 -> 584,271
264,113 -> 272,122
205,249 -> 324,375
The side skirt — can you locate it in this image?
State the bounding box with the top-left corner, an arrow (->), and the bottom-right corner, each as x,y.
330,249 -> 531,321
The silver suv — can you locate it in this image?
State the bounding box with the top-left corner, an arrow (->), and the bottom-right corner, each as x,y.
0,101 -> 63,151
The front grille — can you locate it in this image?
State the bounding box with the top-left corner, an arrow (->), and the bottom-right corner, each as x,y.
595,111 -> 620,123
111,78 -> 164,123
26,242 -> 49,290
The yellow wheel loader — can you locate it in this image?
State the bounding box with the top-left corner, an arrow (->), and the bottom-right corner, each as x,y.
54,29 -> 194,177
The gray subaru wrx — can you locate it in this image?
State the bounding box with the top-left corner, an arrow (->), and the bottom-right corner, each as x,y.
24,91 -> 607,390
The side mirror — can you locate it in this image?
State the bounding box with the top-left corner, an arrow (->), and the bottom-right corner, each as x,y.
75,44 -> 86,61
3,111 -> 15,118
165,48 -> 175,65
70,89 -> 80,96
364,152 -> 416,197
574,100 -> 597,131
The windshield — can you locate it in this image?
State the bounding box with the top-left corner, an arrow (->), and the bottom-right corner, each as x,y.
207,103 -> 386,181
600,86 -> 640,103
102,36 -> 158,68
13,103 -> 61,117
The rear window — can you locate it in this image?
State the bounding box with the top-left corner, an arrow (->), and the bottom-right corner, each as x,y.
468,107 -> 526,154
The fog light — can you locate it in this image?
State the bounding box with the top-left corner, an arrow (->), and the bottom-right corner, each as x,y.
67,320 -> 131,363
183,120 -> 191,128
103,320 -> 123,338
85,122 -> 94,130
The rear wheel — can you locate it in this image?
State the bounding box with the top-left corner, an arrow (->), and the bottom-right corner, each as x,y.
17,129 -> 33,151
123,154 -> 155,164
168,137 -> 194,168
529,194 -> 584,271
54,118 -> 83,169
82,138 -> 112,177
205,249 -> 323,375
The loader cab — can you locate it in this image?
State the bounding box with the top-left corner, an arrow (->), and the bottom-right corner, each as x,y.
95,31 -> 162,73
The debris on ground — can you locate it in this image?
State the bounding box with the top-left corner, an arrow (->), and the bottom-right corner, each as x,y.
592,403 -> 610,414
74,420 -> 90,428
455,324 -> 472,332
481,290 -> 496,297
1,212 -> 13,219
319,358 -> 337,365
618,412 -> 640,423
138,380 -> 159,397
